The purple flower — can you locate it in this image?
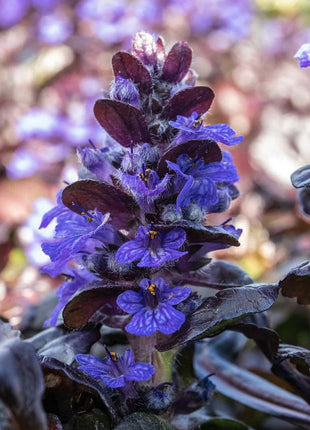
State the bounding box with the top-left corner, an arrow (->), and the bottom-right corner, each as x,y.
41,209 -> 111,276
77,145 -> 116,183
117,277 -> 191,335
167,151 -> 239,211
115,226 -> 187,267
44,269 -> 99,327
76,348 -> 154,388
110,76 -> 140,109
0,0 -> 30,28
170,112 -> 244,146
37,14 -> 73,45
121,167 -> 170,212
294,43 -> 310,68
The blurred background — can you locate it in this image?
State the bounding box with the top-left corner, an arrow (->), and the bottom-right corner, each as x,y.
0,0 -> 310,425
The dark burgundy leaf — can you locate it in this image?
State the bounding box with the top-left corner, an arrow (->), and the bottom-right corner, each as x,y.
94,99 -> 150,146
156,283 -> 279,351
161,41 -> 192,83
114,412 -> 174,430
61,180 -> 139,229
272,358 -> 310,404
112,51 -> 152,93
63,283 -> 132,329
291,164 -> 310,188
195,342 -> 310,429
132,32 -> 158,66
38,328 -> 100,365
279,261 -> 310,304
174,260 -> 252,289
40,356 -> 116,424
0,338 -> 47,430
162,86 -> 214,120
157,139 -> 222,176
232,316 -> 279,362
275,344 -> 310,376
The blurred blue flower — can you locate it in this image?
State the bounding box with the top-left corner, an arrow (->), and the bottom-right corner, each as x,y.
115,226 -> 187,268
76,348 -> 154,388
117,277 -> 191,335
295,43 -> 310,68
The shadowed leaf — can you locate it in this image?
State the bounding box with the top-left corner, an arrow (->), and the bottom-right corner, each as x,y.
176,260 -> 252,289
156,283 -> 279,351
114,412 -> 175,430
157,139 -> 222,176
38,328 -> 100,365
112,51 -> 152,93
162,42 -> 192,83
280,261 -> 310,304
61,180 -> 139,229
94,99 -> 150,146
231,313 -> 279,362
162,87 -> 214,120
40,356 -> 116,425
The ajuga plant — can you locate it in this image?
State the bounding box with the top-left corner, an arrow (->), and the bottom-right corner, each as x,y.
3,32 -> 310,430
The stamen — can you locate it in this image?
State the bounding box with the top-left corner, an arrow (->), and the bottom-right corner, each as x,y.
193,117 -> 204,128
149,229 -> 158,239
72,203 -> 94,222
105,346 -> 118,361
88,139 -> 97,150
147,283 -> 156,296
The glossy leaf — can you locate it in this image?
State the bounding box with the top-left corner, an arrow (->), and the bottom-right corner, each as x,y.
38,328 -> 100,365
176,260 -> 252,289
157,139 -> 222,176
279,261 -> 310,304
162,87 -> 214,120
195,341 -> 310,429
94,99 -> 150,146
112,51 -> 152,93
162,41 -> 192,83
291,164 -> 310,188
63,283 -> 131,329
114,412 -> 175,430
61,180 -> 139,229
157,283 -> 279,351
231,313 -> 279,362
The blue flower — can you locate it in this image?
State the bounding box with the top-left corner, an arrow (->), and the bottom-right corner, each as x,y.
41,208 -> 111,276
170,112 -> 244,146
117,277 -> 191,336
167,151 -> 239,211
294,43 -> 310,68
76,348 -> 154,388
44,268 -> 99,327
121,166 -> 170,212
115,226 -> 187,267
77,144 -> 116,183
